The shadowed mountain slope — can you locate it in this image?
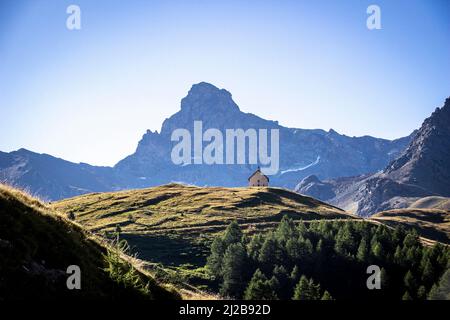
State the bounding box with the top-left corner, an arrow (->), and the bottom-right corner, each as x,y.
297,97 -> 450,217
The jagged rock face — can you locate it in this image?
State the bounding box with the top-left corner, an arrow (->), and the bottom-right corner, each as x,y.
384,98 -> 450,196
115,129 -> 169,180
299,97 -> 450,217
160,82 -> 251,136
354,175 -> 433,217
295,175 -> 336,201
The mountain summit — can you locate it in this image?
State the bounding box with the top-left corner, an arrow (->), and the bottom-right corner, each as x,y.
180,82 -> 239,113
160,82 -> 276,137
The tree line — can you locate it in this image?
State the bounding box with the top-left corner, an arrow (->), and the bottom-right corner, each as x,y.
206,217 -> 449,300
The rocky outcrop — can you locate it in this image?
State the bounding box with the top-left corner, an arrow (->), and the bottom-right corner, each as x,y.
295,175 -> 336,201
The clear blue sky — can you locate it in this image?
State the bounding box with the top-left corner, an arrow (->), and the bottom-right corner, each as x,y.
1,0 -> 449,166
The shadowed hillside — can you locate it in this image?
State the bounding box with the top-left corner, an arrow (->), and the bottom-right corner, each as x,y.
0,184 -> 180,300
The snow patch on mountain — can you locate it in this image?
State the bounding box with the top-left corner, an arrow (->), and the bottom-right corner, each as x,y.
280,155 -> 321,175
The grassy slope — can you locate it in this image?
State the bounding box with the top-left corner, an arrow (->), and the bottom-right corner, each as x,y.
0,184 -> 180,300
53,183 -> 352,232
52,184 -> 355,268
371,208 -> 450,244
410,196 -> 450,210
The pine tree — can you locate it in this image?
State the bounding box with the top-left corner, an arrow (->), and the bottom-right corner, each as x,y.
243,269 -> 277,300
334,228 -> 347,256
247,234 -> 264,261
273,265 -> 290,299
308,278 -> 321,299
321,290 -> 333,300
356,238 -> 368,262
303,239 -> 314,255
275,215 -> 298,243
430,243 -> 445,270
220,243 -> 247,298
268,276 -> 280,299
371,241 -> 384,260
405,246 -> 421,266
290,265 -> 300,284
428,268 -> 450,300
428,284 -> 439,300
258,234 -> 278,267
404,270 -> 417,292
223,220 -> 243,247
316,239 -> 324,253
403,231 -> 419,248
286,237 -> 302,261
421,259 -> 435,284
297,220 -> 307,237
392,225 -> 405,244
206,237 -> 225,278
394,245 -> 403,265
292,275 -> 310,300
417,285 -> 427,300
334,224 -> 356,256
402,291 -> 413,300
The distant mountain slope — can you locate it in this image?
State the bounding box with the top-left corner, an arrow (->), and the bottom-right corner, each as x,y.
294,175 -> 336,201
296,97 -> 450,216
0,149 -> 125,201
52,184 -> 355,267
371,209 -> 450,244
409,196 -> 450,210
0,184 -> 179,300
0,82 -> 412,200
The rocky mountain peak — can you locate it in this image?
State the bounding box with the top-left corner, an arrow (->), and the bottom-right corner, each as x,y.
180,82 -> 240,114
159,82 -> 270,136
299,174 -> 321,185
383,97 -> 450,196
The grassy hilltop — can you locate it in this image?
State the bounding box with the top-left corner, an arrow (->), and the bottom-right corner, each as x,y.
52,183 -> 351,232
0,184 -> 180,300
52,184 -> 355,266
